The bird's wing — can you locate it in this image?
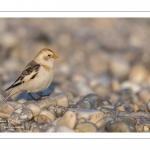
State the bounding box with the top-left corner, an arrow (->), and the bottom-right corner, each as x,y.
5,60 -> 40,91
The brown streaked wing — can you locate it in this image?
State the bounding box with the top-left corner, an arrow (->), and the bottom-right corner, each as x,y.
5,60 -> 40,91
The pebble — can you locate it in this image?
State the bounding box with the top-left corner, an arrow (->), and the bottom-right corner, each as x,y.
8,112 -> 22,126
129,65 -> 149,83
46,125 -> 56,132
17,99 -> 27,104
0,102 -> 15,119
34,110 -> 56,124
74,93 -> 100,109
111,79 -> 120,91
35,96 -> 57,109
105,121 -> 132,132
56,111 -> 76,129
143,125 -> 149,131
74,82 -> 94,96
25,103 -> 41,117
116,106 -> 125,111
93,85 -> 109,97
51,93 -> 69,107
133,104 -> 139,112
109,57 -> 130,79
15,103 -> 25,110
55,106 -> 67,117
19,108 -> 34,121
33,123 -> 50,132
56,126 -> 75,132
96,119 -> 106,131
120,81 -> 141,93
138,89 -> 150,104
103,116 -> 115,124
73,109 -> 104,125
75,122 -> 97,132
0,118 -> 8,132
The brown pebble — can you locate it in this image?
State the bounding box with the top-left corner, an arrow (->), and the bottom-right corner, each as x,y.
116,106 -> 125,111
57,111 -> 76,129
133,104 -> 139,112
143,125 -> 149,131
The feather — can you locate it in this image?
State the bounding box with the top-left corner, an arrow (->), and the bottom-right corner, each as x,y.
5,60 -> 40,91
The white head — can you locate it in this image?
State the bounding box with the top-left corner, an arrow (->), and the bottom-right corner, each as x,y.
35,48 -> 58,67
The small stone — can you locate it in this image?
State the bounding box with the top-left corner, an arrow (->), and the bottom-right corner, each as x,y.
72,74 -> 86,82
25,103 -> 41,117
57,111 -> 76,129
7,101 -> 19,107
75,122 -> 97,132
74,82 -> 94,96
17,99 -> 27,104
73,109 -> 104,124
70,96 -> 82,104
55,106 -> 67,117
0,102 -> 15,119
133,104 -> 139,112
35,97 -> 57,109
116,117 -> 136,132
143,125 -> 149,131
89,112 -> 104,124
0,118 -> 8,132
96,119 -> 105,131
19,108 -> 34,121
129,65 -> 149,83
56,126 -> 75,132
121,81 -> 141,93
94,85 -> 109,97
116,106 -> 125,111
106,121 -> 132,132
34,110 -> 56,124
52,117 -> 61,126
46,125 -> 56,132
109,57 -> 130,79
51,93 -> 68,107
15,103 -> 25,110
111,79 -> 120,91
103,116 -> 115,124
32,127 -> 42,132
139,89 -> 150,104
1,33 -> 18,48
75,93 -> 100,109
138,105 -> 148,112
78,118 -> 86,123
32,123 -> 50,132
8,113 -> 22,126
99,99 -> 112,107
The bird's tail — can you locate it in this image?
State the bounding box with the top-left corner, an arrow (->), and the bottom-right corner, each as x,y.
3,94 -> 11,102
3,88 -> 20,102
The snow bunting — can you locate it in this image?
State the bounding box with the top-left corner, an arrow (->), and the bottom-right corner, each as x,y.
3,48 -> 58,101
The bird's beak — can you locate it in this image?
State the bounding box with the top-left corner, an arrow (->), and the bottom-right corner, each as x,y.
52,54 -> 58,59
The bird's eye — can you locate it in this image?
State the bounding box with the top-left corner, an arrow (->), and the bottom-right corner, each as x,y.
48,55 -> 50,57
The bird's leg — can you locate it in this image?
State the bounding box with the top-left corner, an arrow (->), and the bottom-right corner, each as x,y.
28,93 -> 39,101
36,92 -> 50,97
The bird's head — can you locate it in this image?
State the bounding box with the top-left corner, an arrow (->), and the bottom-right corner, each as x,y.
35,48 -> 58,66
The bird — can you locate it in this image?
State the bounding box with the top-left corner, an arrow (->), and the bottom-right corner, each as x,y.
3,48 -> 58,102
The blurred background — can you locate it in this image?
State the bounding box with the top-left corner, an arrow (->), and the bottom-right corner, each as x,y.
1,18 -> 150,106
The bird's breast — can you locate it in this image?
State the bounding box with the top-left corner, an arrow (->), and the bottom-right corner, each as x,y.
23,66 -> 54,92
